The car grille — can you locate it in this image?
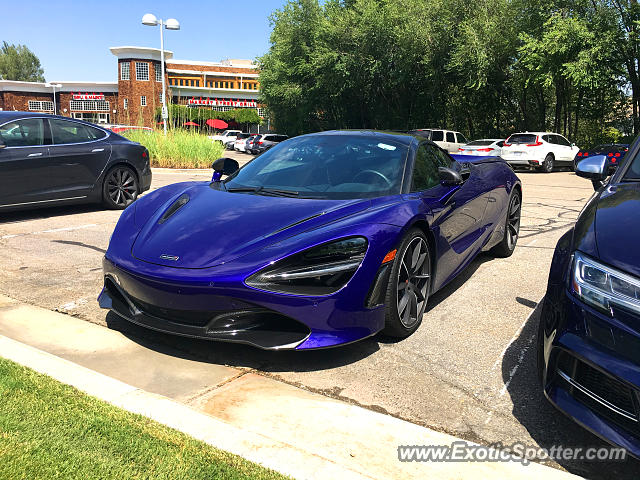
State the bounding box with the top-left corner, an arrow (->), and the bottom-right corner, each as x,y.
556,351 -> 640,435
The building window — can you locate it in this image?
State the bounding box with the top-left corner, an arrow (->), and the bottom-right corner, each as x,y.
179,79 -> 184,86
69,100 -> 110,111
257,107 -> 265,117
155,65 -> 162,82
28,100 -> 54,112
123,98 -> 128,110
141,95 -> 147,106
121,62 -> 130,80
135,62 -> 149,81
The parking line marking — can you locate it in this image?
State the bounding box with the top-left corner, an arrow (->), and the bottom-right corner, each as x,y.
1,224 -> 98,240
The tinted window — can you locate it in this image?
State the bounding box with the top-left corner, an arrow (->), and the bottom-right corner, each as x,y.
411,144 -> 440,192
225,134 -> 409,199
446,132 -> 455,142
507,134 -> 537,144
85,124 -> 107,140
624,149 -> 640,180
431,130 -> 444,142
497,141 -> 504,147
431,145 -> 453,168
50,119 -> 99,144
542,135 -> 551,143
555,135 -> 571,146
0,118 -> 45,147
456,133 -> 468,144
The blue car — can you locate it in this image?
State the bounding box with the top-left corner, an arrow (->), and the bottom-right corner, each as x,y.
99,130 -> 521,350
538,144 -> 640,457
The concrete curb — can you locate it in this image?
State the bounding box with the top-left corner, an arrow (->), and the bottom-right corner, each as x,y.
0,334 -> 371,480
0,330 -> 581,480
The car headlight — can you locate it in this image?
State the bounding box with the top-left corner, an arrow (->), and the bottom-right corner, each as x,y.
246,237 -> 368,296
571,251 -> 640,316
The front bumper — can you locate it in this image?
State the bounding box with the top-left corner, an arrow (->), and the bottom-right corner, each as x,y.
98,255 -> 386,350
540,289 -> 640,457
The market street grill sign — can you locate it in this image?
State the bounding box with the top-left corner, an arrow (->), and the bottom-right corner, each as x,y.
188,98 -> 257,108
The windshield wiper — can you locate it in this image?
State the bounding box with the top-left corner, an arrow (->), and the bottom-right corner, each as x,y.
227,186 -> 299,197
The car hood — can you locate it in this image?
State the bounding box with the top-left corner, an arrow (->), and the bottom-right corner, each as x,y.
131,184 -> 370,268
593,183 -> 640,278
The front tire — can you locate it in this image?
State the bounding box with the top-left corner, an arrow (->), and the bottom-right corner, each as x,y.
490,188 -> 521,257
102,165 -> 138,210
382,228 -> 431,338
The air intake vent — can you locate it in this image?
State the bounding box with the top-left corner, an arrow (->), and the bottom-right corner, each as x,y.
159,194 -> 189,224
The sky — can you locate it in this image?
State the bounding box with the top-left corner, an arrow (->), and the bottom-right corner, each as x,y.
2,0 -> 287,82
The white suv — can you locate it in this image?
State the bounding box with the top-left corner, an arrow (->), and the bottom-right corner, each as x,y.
209,130 -> 242,147
412,129 -> 469,153
501,132 -> 579,172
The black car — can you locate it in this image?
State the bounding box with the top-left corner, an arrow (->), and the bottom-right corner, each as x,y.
574,143 -> 629,172
0,112 -> 151,211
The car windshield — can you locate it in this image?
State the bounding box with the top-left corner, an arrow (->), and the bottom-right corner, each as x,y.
507,134 -> 537,144
467,140 -> 494,146
224,134 -> 409,199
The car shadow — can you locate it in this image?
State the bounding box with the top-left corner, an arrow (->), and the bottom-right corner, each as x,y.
0,203 -> 106,224
105,311 -> 380,373
501,300 -> 640,478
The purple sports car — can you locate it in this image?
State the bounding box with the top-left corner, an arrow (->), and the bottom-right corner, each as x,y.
99,130 -> 521,350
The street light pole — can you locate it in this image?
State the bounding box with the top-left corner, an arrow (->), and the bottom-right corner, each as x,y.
142,13 -> 179,136
45,83 -> 62,115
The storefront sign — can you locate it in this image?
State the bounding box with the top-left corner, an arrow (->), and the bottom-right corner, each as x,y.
72,93 -> 105,100
188,98 -> 257,108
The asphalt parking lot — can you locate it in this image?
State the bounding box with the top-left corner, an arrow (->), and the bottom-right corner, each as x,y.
0,164 -> 637,478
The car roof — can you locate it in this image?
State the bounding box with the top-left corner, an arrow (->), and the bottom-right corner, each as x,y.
0,111 -> 90,124
312,129 -> 421,146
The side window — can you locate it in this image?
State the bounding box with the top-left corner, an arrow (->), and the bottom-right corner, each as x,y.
456,133 -> 468,144
431,145 -> 453,168
497,141 -> 504,147
85,125 -> 107,140
0,118 -> 45,147
49,119 -> 95,145
446,131 -> 455,143
557,135 -> 571,146
411,144 -> 440,192
542,135 -> 551,143
431,130 -> 444,142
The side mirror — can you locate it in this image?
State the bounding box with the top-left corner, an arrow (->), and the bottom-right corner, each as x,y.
438,167 -> 464,186
575,154 -> 609,190
211,157 -> 239,182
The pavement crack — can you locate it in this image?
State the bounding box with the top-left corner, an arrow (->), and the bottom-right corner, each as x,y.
183,370 -> 250,405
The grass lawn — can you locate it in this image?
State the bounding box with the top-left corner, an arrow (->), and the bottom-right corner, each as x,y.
123,129 -> 225,168
0,358 -> 288,480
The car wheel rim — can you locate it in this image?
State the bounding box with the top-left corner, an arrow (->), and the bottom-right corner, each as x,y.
507,194 -> 521,250
397,237 -> 430,328
107,169 -> 137,207
545,157 -> 553,172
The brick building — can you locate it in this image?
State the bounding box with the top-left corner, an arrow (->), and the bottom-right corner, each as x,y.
0,46 -> 261,128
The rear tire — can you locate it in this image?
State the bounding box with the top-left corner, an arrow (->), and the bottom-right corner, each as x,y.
382,228 -> 431,338
539,154 -> 554,173
490,188 -> 521,257
102,165 -> 138,210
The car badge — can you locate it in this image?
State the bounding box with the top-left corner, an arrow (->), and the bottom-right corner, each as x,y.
160,254 -> 180,261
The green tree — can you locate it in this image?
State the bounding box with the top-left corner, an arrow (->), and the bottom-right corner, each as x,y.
0,42 -> 45,82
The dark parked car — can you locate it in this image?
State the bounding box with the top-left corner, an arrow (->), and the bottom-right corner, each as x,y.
100,130 -> 522,350
0,112 -> 151,211
574,143 -> 629,172
252,134 -> 289,154
538,142 -> 640,458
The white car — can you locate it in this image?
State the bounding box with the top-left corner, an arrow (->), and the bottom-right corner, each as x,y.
501,132 -> 579,172
209,129 -> 242,146
233,133 -> 251,152
458,139 -> 504,156
412,129 -> 469,153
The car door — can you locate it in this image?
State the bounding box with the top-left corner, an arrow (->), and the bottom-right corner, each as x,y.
455,132 -> 468,151
445,131 -> 456,153
0,117 -> 53,207
555,134 -> 573,162
410,144 -> 490,289
47,118 -> 112,197
430,130 -> 445,150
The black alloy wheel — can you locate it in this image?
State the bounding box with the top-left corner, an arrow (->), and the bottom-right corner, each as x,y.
383,228 -> 431,337
103,166 -> 139,209
540,154 -> 554,173
491,189 -> 522,257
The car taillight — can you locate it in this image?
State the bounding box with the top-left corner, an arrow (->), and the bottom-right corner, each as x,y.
526,136 -> 543,147
608,152 -> 614,157
615,152 -> 621,157
475,148 -> 493,152
503,142 -> 511,147
577,152 -> 583,156
258,141 -> 263,144
584,152 -> 589,156
458,148 -> 464,151
142,151 -> 148,158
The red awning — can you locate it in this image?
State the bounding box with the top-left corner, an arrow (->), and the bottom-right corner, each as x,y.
206,119 -> 228,129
